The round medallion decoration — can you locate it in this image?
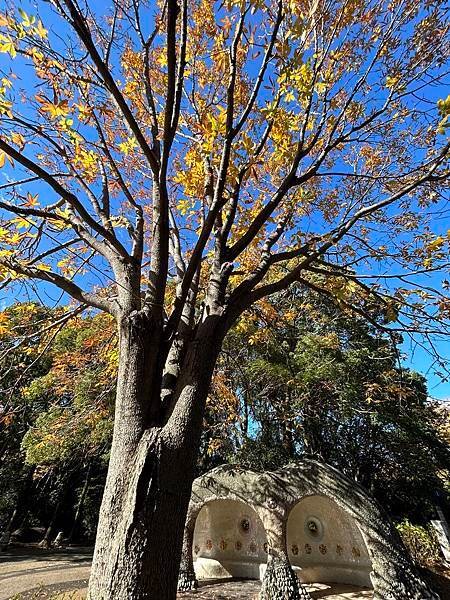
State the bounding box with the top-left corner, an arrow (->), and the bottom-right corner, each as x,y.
304,515 -> 324,541
239,517 -> 251,535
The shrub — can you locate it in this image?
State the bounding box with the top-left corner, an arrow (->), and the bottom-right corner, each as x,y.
397,519 -> 441,566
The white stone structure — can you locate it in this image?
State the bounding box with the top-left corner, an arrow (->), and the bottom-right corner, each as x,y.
287,494 -> 372,587
178,460 -> 440,600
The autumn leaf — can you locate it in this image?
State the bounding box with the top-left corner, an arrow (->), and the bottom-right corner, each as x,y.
12,216 -> 33,230
0,152 -> 14,168
36,96 -> 70,119
36,263 -> 52,272
427,236 -> 445,253
24,193 -> 39,208
34,20 -> 48,39
18,9 -> 36,28
0,34 -> 16,58
11,132 -> 25,148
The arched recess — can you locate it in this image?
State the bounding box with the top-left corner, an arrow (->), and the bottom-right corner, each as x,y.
286,494 -> 372,587
192,498 -> 268,580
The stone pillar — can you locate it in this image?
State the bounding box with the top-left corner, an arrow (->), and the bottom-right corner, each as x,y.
177,511 -> 198,592
259,505 -> 311,600
260,550 -> 311,600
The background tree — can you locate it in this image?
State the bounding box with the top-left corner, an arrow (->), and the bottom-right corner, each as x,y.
0,302 -> 60,536
0,1 -> 448,598
0,304 -> 114,544
208,286 -> 450,521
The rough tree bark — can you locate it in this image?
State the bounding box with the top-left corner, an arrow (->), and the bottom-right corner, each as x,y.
87,309 -> 225,600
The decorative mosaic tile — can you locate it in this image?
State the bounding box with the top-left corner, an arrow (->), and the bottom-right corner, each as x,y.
235,540 -> 242,551
249,541 -> 257,553
291,543 -> 299,556
304,543 -> 312,554
352,546 -> 361,558
205,539 -> 213,551
336,544 -> 343,556
194,544 -> 200,555
319,544 -> 327,555
219,539 -> 227,551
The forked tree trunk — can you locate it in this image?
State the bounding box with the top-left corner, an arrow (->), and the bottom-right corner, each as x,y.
87,312 -> 223,600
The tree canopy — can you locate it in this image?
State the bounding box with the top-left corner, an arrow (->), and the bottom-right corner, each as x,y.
0,0 -> 448,347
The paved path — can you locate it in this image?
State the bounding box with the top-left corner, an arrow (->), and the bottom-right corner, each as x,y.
178,581 -> 373,599
0,549 -> 373,599
0,548 -> 91,600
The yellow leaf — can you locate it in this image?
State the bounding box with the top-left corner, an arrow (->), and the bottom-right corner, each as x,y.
11,132 -> 25,148
386,74 -> 401,89
35,20 -> 48,39
36,263 -> 52,272
0,152 -> 13,167
18,9 -> 35,28
284,90 -> 295,102
36,96 -> 70,119
12,216 -> 32,230
0,34 -> 16,58
177,199 -> 191,215
0,98 -> 13,116
427,236 -> 445,252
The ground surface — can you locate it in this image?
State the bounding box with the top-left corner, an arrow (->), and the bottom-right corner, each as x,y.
2,549 -> 449,599
0,548 -> 373,599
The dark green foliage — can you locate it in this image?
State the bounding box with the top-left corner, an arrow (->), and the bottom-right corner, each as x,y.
208,286 -> 450,521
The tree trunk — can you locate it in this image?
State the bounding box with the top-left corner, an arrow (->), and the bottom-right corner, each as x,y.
39,499 -> 61,549
5,464 -> 35,535
67,462 -> 92,545
87,313 -> 223,600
